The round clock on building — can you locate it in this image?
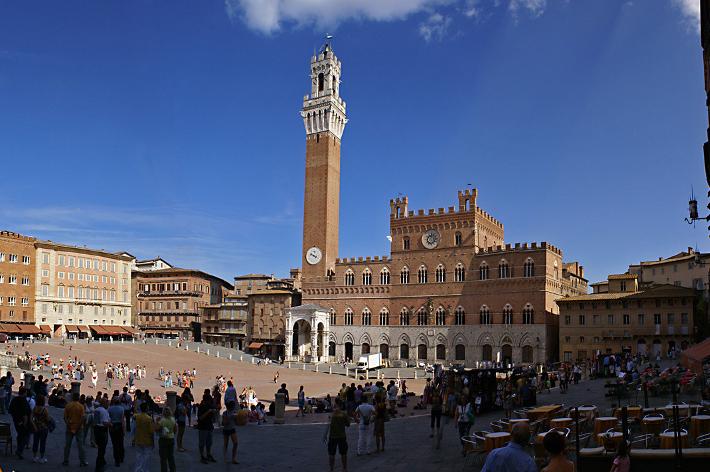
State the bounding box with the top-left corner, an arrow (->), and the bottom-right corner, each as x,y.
421,229 -> 440,249
306,246 -> 323,265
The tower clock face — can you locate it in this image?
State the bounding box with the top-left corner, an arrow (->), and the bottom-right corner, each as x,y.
306,246 -> 323,265
422,230 -> 440,249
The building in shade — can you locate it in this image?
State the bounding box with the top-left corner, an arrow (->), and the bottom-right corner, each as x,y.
0,231 -> 37,329
557,273 -> 697,362
202,295 -> 248,349
289,43 -> 587,366
34,240 -> 134,338
133,268 -> 232,340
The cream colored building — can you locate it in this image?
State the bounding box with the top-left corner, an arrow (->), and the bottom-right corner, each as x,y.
35,240 -> 133,337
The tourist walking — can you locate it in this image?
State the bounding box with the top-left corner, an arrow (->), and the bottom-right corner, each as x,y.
108,396 -> 126,466
221,400 -> 239,464
91,369 -> 98,389
93,396 -> 112,472
134,402 -> 154,472
197,390 -> 217,464
481,423 -> 536,472
31,394 -> 51,463
355,399 -> 375,455
175,396 -> 187,452
8,386 -> 31,460
430,389 -> 443,440
296,385 -> 306,417
181,387 -> 194,426
119,387 -> 133,433
541,430 -> 574,472
327,400 -> 350,472
158,407 -> 177,472
374,396 -> 387,453
62,392 -> 88,466
454,398 -> 474,455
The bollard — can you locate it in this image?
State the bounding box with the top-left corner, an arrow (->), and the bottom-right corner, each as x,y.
207,349 -> 210,356
166,391 -> 177,414
46,337 -> 49,344
99,338 -> 102,344
251,358 -> 255,365
329,366 -> 332,374
156,339 -> 159,345
397,370 -> 400,380
197,346 -> 200,353
132,338 -> 135,344
121,338 -> 124,344
216,351 -> 220,358
169,341 -> 172,347
414,370 -> 417,380
274,393 -> 286,424
303,364 -> 306,371
240,355 -> 243,362
110,337 -> 113,344
73,337 -> 77,344
315,364 -> 319,373
229,354 -> 232,360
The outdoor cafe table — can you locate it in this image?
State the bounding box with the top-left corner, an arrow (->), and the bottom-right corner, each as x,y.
642,416 -> 665,435
536,430 -> 565,443
690,415 -> 710,438
597,431 -> 624,450
485,432 -> 511,452
615,406 -> 642,420
577,406 -> 597,419
664,404 -> 690,417
659,431 -> 689,449
508,418 -> 530,431
527,405 -> 562,421
594,417 -> 619,435
550,417 -> 574,429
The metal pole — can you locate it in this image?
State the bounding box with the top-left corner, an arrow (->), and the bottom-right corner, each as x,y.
643,382 -> 649,409
621,406 -> 628,442
574,406 -> 581,457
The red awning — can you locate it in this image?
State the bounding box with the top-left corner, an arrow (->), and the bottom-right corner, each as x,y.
65,325 -> 79,333
78,325 -> 91,334
89,325 -> 107,334
247,342 -> 264,349
38,325 -> 51,334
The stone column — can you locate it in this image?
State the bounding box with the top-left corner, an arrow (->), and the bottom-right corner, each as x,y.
311,332 -> 318,363
166,391 -> 177,413
274,392 -> 286,425
285,329 -> 293,362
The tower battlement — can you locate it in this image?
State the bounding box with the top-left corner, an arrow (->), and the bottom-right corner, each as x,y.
477,241 -> 562,256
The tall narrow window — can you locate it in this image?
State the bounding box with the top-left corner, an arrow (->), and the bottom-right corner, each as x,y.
403,237 -> 410,250
344,308 -> 353,325
380,268 -> 391,285
362,308 -> 371,326
454,307 -> 465,325
523,304 -> 534,324
435,264 -> 446,283
400,308 -> 410,326
480,306 -> 491,325
455,231 -> 462,246
455,263 -> 466,282
400,267 -> 410,284
435,307 -> 446,326
523,258 -> 535,277
503,305 -> 513,325
417,308 -> 427,326
418,265 -> 428,284
318,73 -> 324,92
379,308 -> 389,326
344,270 -> 355,286
479,263 -> 489,280
362,269 -> 372,286
499,260 -> 510,278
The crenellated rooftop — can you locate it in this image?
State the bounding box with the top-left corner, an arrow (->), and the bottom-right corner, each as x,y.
476,241 -> 562,257
335,255 -> 390,265
389,189 -> 503,229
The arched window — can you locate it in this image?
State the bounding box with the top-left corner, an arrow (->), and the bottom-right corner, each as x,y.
403,236 -> 410,250
435,264 -> 446,283
400,308 -> 410,326
479,263 -> 489,280
480,306 -> 491,325
503,304 -> 513,325
417,307 -> 427,326
436,344 -> 446,360
455,263 -> 466,282
553,260 -> 559,279
435,307 -> 446,326
362,308 -> 371,326
400,266 -> 410,284
455,231 -> 462,246
498,259 -> 510,278
329,308 -> 336,325
380,268 -> 391,285
522,345 -> 534,363
523,258 -> 535,277
379,308 -> 390,326
454,306 -> 465,325
418,265 -> 428,284
344,308 -> 353,326
362,269 -> 372,286
482,344 -> 492,361
523,304 -> 534,324
344,269 -> 354,286
455,344 -> 466,361
318,72 -> 324,91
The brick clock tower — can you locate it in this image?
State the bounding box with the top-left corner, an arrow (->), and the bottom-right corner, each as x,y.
300,43 -> 347,280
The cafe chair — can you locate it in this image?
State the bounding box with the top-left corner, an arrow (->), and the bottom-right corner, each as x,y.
551,427 -> 571,438
461,435 -> 487,468
568,432 -> 593,450
695,433 -> 710,447
514,409 -> 529,419
628,433 -> 654,449
662,428 -> 688,435
490,420 -> 507,432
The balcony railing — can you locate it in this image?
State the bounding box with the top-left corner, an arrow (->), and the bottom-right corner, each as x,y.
138,290 -> 202,298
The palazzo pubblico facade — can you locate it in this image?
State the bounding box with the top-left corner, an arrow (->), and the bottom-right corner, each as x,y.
286,43 -> 588,367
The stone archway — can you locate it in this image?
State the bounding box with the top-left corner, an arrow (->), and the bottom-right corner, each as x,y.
292,319 -> 312,359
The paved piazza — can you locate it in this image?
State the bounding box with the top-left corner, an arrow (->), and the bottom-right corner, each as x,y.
0,344 -> 694,471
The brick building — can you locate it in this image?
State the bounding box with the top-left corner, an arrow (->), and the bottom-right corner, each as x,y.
202,294 -> 248,349
289,43 -> 587,366
133,268 -> 232,340
557,273 -> 697,361
0,231 -> 37,328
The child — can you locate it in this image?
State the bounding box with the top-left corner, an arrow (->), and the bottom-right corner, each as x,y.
610,440 -> 630,472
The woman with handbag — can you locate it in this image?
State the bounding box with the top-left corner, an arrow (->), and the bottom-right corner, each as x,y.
31,394 -> 51,463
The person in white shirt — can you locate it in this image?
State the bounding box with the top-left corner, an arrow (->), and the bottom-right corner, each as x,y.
355,400 -> 375,455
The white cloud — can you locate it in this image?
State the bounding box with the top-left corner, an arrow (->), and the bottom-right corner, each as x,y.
419,13 -> 453,41
508,0 -> 547,19
225,0 -> 451,34
463,0 -> 481,18
672,0 -> 701,32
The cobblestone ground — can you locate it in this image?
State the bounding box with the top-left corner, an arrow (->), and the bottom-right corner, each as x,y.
1,349 -> 698,472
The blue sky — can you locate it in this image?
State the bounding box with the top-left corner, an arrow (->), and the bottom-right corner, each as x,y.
0,0 -> 706,285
